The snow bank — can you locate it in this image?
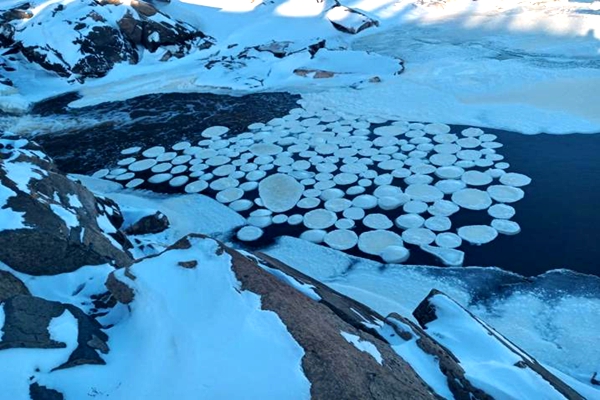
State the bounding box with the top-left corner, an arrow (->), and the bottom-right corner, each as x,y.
39,237 -> 311,399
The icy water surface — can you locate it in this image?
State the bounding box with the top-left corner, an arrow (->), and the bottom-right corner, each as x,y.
26,92 -> 600,277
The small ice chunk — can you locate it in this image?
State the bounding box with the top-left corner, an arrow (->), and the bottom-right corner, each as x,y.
142,146 -> 165,158
335,218 -> 355,229
343,207 -> 365,220
363,214 -> 393,230
92,169 -> 109,179
435,232 -> 462,249
250,143 -> 283,156
125,178 -> 144,189
458,225 -> 498,245
202,126 -> 229,138
300,229 -> 327,244
259,174 -> 304,213
237,226 -> 264,242
405,184 -> 443,203
425,216 -> 451,232
492,219 -> 521,235
487,185 -> 525,203
381,246 -> 410,263
428,200 -> 460,217
298,197 -> 321,209
461,127 -> 484,137
421,245 -> 464,266
334,173 -> 358,186
248,215 -> 272,228
325,198 -> 352,212
114,172 -> 135,181
129,159 -> 157,172
121,146 -> 141,155
488,204 -> 516,219
171,165 -> 188,175
402,228 -> 436,246
216,188 -> 244,203
320,188 -> 345,201
430,154 -> 458,167
172,141 -> 191,151
461,170 -> 493,186
425,123 -> 451,135
152,163 -> 172,173
352,194 -> 378,210
457,150 -> 482,161
403,200 -> 428,214
373,125 -> 407,137
185,180 -> 208,193
395,214 -> 424,229
324,229 -> 358,250
452,189 -> 492,210
148,173 -> 172,184
210,177 -> 239,191
303,209 -> 338,230
288,214 -> 304,225
169,175 -> 189,187
378,196 -> 405,211
435,179 -> 466,194
358,230 -> 404,256
117,157 -> 136,166
499,173 -> 532,187
272,214 -> 288,224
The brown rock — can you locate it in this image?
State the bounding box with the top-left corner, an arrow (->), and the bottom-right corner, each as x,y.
106,270 -> 135,304
0,134 -> 133,275
0,269 -> 30,302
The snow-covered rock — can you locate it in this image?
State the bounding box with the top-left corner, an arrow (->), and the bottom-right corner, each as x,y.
1,0 -> 212,80
326,6 -> 379,35
0,133 -> 132,275
413,290 -> 584,400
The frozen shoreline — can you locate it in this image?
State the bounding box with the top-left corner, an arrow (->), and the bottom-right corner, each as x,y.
1,0 -> 599,134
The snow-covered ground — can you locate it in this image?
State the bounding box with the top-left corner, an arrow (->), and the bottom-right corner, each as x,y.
70,175 -> 600,395
3,0 -> 599,134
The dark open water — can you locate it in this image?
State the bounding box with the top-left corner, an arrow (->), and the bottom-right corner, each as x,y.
30,92 -> 600,277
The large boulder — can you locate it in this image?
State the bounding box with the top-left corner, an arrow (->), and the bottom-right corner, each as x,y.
0,133 -> 133,275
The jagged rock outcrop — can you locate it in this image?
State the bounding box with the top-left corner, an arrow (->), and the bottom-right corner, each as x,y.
0,133 -> 133,275
0,0 -> 212,80
0,294 -> 109,369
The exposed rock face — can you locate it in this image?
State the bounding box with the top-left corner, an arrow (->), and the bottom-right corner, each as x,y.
0,269 -> 30,302
118,8 -> 212,54
0,294 -> 109,369
0,133 -> 133,275
108,234 -> 440,399
413,289 -> 585,400
254,251 -> 493,400
1,0 -> 211,80
29,383 -> 64,400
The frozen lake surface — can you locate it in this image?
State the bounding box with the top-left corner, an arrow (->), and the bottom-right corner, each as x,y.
29,92 -> 600,277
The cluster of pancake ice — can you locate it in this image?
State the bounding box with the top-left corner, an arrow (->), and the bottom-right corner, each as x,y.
94,105 -> 531,266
